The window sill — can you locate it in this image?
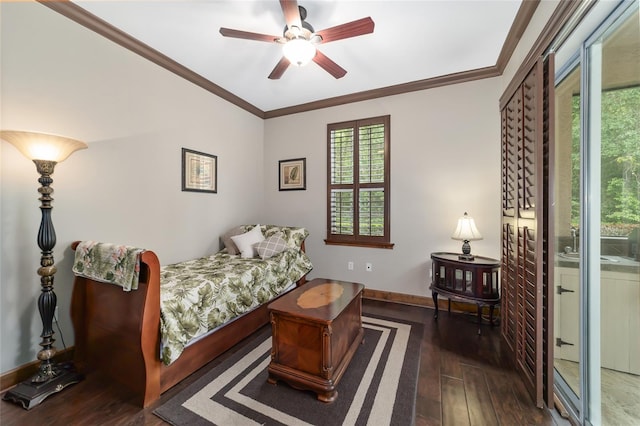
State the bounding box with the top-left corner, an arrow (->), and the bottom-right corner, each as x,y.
324,239 -> 395,249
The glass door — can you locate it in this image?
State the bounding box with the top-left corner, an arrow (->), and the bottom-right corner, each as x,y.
554,63 -> 582,404
553,2 -> 639,424
589,8 -> 639,425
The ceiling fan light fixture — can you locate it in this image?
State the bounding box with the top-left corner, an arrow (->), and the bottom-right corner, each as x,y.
220,2 -> 374,79
283,38 -> 316,67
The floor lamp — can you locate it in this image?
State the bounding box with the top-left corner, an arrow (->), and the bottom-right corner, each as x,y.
1,130 -> 87,410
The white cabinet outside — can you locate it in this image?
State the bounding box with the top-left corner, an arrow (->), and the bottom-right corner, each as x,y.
554,266 -> 640,374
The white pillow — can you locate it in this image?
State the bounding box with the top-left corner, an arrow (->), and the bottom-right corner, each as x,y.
230,225 -> 264,258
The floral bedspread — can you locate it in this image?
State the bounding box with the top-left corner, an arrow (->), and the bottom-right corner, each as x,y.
159,248 -> 313,365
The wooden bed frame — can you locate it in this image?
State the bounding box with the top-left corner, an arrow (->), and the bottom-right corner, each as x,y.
69,241 -> 307,407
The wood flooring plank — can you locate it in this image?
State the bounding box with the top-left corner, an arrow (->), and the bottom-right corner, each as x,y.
420,339 -> 442,401
440,349 -> 464,379
483,368 -> 525,425
461,363 -> 499,426
441,375 -> 471,426
415,398 -> 443,426
417,336 -> 442,423
510,368 -> 554,425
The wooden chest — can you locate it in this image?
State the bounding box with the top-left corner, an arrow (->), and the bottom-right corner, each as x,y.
267,278 -> 364,402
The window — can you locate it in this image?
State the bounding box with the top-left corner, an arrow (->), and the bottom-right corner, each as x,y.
326,115 -> 393,248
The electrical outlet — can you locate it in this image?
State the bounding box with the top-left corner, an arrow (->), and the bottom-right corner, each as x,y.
365,262 -> 372,271
348,261 -> 354,271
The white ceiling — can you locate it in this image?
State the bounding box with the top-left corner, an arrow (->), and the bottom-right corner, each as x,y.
70,0 -> 523,113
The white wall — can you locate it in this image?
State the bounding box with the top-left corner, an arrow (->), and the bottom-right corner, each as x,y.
0,3 -> 263,373
263,77 -> 503,297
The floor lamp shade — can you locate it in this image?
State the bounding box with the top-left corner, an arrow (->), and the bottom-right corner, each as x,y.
1,130 -> 87,409
0,130 -> 87,162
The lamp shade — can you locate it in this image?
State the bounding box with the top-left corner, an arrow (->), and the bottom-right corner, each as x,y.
451,212 -> 483,241
1,130 -> 87,163
283,38 -> 317,66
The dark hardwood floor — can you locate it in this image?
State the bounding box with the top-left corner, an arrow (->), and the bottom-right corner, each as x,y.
0,299 -> 570,425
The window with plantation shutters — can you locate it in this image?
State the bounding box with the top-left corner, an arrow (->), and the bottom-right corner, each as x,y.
326,115 -> 393,249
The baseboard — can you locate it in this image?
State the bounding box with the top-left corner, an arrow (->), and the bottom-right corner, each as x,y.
0,348 -> 75,393
363,288 -> 434,307
362,288 -> 501,318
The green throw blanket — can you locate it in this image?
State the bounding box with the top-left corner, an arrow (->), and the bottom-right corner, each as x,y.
72,241 -> 143,291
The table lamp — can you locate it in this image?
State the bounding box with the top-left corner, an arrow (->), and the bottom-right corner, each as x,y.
451,212 -> 482,261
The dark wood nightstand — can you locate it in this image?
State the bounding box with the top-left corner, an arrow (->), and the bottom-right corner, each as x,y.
430,252 -> 500,334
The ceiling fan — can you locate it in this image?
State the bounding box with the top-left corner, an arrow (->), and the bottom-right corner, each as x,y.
219,0 -> 374,80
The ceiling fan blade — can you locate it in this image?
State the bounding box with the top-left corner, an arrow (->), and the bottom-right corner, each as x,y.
219,27 -> 279,43
316,17 -> 375,44
280,0 -> 301,30
268,56 -> 291,80
313,50 -> 346,79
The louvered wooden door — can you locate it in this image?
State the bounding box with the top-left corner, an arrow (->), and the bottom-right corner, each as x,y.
501,88 -> 519,354
501,58 -> 549,409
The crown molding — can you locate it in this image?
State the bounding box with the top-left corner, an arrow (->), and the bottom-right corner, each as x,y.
496,0 -> 541,73
263,66 -> 501,118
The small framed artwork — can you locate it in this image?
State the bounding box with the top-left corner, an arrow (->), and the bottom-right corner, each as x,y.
182,148 -> 217,193
279,158 -> 306,191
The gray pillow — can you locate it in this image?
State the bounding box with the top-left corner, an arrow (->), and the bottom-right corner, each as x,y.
255,232 -> 288,259
221,226 -> 244,255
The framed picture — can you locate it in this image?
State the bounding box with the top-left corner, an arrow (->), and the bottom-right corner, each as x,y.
279,158 -> 306,191
182,148 -> 217,193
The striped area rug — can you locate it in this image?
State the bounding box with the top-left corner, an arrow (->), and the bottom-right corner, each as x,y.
154,314 -> 422,426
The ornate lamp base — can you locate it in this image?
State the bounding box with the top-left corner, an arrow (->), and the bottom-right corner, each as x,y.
458,240 -> 475,261
2,364 -> 83,410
